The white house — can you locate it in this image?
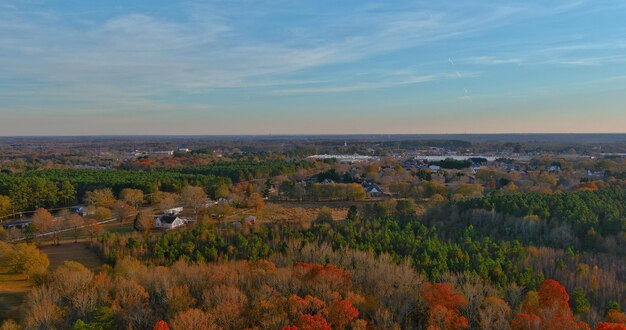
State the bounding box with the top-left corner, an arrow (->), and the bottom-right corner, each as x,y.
163,207 -> 183,216
244,215 -> 257,225
70,205 -> 94,217
156,216 -> 186,230
428,165 -> 441,171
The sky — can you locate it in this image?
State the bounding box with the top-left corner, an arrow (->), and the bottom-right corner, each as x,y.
1,0 -> 625,135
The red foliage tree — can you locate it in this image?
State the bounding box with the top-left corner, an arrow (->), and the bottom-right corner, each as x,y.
421,282 -> 469,330
512,280 -> 589,330
512,313 -> 542,330
595,323 -> 626,330
293,262 -> 352,290
294,313 -> 332,330
153,320 -> 170,330
327,298 -> 359,329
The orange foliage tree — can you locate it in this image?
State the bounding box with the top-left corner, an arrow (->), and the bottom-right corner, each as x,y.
420,282 -> 469,330
293,262 -> 352,292
607,310 -> 626,324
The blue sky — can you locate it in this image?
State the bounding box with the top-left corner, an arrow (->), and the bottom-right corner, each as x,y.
1,0 -> 625,135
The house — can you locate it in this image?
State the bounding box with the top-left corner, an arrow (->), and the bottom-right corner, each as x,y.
155,216 -> 186,230
428,165 -> 441,171
70,205 -> 94,217
163,207 -> 183,216
548,163 -> 561,173
362,182 -> 384,197
244,215 -> 257,225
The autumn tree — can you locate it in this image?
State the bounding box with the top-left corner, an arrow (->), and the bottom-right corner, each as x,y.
134,210 -> 155,233
512,280 -> 589,330
93,206 -> 113,220
420,282 -> 469,330
85,188 -> 116,209
0,242 -> 49,279
153,320 -> 170,330
112,278 -> 151,329
606,309 -> 626,324
152,191 -> 180,210
595,323 -> 626,330
181,185 -> 207,216
67,214 -> 85,243
23,287 -> 63,329
113,200 -> 137,223
478,296 -> 511,330
0,195 -> 12,217
31,208 -> 54,235
84,219 -> 104,243
120,188 -> 144,207
170,309 -> 218,330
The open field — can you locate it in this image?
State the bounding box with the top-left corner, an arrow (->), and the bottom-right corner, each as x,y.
39,242 -> 104,270
0,270 -> 30,322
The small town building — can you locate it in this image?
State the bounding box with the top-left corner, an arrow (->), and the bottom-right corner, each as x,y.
156,216 -> 186,230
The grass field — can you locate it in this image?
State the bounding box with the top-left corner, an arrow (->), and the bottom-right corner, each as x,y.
39,242 -> 105,270
0,269 -> 30,322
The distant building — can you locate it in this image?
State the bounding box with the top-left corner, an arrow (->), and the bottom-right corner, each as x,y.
244,215 -> 257,225
428,165 -> 441,171
163,207 -> 183,216
362,182 -> 384,197
156,216 -> 186,230
70,205 -> 93,217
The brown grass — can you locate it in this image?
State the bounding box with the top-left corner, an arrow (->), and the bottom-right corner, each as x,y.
39,242 -> 105,270
0,269 -> 31,322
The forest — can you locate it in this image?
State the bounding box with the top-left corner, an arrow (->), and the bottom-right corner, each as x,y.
0,140 -> 625,329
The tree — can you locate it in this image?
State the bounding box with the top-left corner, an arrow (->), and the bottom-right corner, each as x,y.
0,320 -> 20,330
478,296 -> 511,330
572,288 -> 591,316
84,219 -> 104,243
120,188 -> 144,207
245,192 -> 265,211
9,179 -> 32,212
134,211 -> 154,233
152,191 -> 180,210
67,214 -> 85,243
327,299 -> 359,329
595,323 -> 626,330
153,320 -> 170,330
512,280 -> 589,330
181,185 -> 207,216
32,208 -> 54,235
85,188 -> 116,209
93,207 -> 113,221
30,178 -> 59,208
293,313 -> 331,330
23,287 -> 63,329
421,282 -> 469,330
0,195 -> 12,217
113,200 -> 137,223
606,309 -> 626,324
0,242 -> 49,278
170,309 -> 218,330
58,181 -> 76,206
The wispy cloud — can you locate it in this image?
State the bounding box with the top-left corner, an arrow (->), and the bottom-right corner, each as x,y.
1,0 -> 626,134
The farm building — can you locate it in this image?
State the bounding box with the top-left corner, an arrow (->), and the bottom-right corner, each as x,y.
155,215 -> 186,230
